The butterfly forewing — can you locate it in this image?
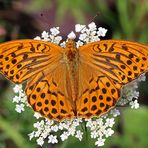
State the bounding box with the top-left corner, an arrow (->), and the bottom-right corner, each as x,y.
26,65 -> 75,121
77,40 -> 148,118
0,40 -> 63,83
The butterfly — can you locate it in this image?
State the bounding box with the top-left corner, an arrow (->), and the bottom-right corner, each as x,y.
0,39 -> 147,121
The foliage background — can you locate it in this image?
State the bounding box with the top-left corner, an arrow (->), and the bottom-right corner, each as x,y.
0,0 -> 148,148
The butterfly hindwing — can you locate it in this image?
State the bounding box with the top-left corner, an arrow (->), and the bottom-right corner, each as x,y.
77,59 -> 121,118
26,62 -> 75,121
77,76 -> 121,118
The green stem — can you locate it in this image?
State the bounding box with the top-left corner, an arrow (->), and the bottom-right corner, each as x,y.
82,119 -> 91,148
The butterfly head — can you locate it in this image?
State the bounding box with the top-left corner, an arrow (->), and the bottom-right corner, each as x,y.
66,39 -> 76,49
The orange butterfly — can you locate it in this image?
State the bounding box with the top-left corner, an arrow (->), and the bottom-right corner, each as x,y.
0,39 -> 147,121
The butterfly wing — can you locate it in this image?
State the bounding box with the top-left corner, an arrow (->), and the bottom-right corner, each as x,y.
77,40 -> 148,118
0,39 -> 62,83
0,40 -> 74,121
26,62 -> 75,121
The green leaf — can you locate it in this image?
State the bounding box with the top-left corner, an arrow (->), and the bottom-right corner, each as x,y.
132,0 -> 147,29
123,106 -> 148,148
116,0 -> 132,38
0,116 -> 33,148
138,24 -> 148,44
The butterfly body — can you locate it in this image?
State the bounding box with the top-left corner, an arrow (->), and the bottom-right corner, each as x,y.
63,39 -> 79,111
0,39 -> 148,121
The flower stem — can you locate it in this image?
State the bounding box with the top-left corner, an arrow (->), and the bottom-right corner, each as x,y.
81,119 -> 92,148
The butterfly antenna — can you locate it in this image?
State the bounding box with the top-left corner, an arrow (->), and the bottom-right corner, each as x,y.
88,11 -> 101,24
80,12 -> 101,32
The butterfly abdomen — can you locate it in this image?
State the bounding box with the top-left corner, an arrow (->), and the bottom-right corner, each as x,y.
62,40 -> 80,110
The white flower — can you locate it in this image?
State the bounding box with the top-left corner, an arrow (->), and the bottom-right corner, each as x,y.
13,84 -> 22,93
138,73 -> 146,81
89,121 -> 97,131
76,40 -> 84,48
75,24 -> 85,32
130,100 -> 139,109
97,125 -> 106,137
132,91 -> 139,99
86,119 -> 93,127
88,22 -> 97,31
20,95 -> 27,103
105,118 -> 115,127
90,130 -> 98,139
51,125 -> 58,132
90,30 -> 96,36
97,27 -> 107,37
36,137 -> 44,146
34,36 -> 41,40
104,128 -> 114,137
33,120 -> 44,129
34,130 -> 42,138
67,31 -> 76,39
54,36 -> 62,44
45,119 -> 54,126
41,31 -> 49,39
110,109 -> 120,117
60,131 -> 69,141
48,135 -> 58,144
50,27 -> 60,35
28,132 -> 35,140
41,131 -> 50,139
60,41 -> 66,48
49,34 -> 54,41
79,33 -> 87,41
96,118 -> 104,127
75,130 -> 83,141
118,99 -> 128,106
34,112 -> 42,119
85,29 -> 91,35
95,138 -> 105,147
15,104 -> 24,113
12,96 -> 21,103
68,126 -> 76,136
91,36 -> 100,42
33,121 -> 40,129
58,123 -> 65,130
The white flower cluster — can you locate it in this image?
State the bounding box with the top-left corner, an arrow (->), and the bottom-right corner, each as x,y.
12,22 -> 146,147
85,111 -> 117,147
75,22 -> 107,48
12,84 -> 27,113
28,116 -> 84,146
118,73 -> 146,109
34,27 -> 62,44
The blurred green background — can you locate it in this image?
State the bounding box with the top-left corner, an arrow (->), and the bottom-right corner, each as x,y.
0,0 -> 148,148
